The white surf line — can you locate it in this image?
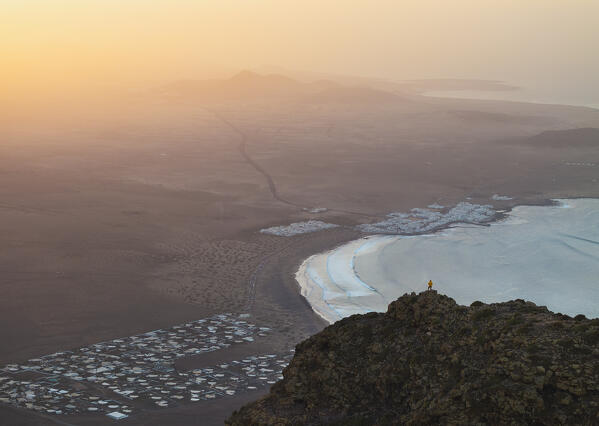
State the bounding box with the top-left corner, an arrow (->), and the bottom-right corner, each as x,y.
305,256 -> 347,321
294,255 -> 346,323
297,237 -> 395,323
349,235 -> 422,305
326,244 -> 377,312
352,235 -> 398,295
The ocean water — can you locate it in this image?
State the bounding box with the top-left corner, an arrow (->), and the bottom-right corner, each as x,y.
423,86 -> 599,109
296,199 -> 599,323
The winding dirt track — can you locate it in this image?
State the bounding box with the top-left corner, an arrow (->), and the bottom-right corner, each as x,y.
207,109 -> 383,219
207,109 -> 304,208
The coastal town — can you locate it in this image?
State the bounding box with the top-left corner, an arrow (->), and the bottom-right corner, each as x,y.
0,313 -> 292,420
261,201 -> 499,237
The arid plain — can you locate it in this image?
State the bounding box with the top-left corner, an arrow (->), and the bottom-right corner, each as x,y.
2,72 -> 599,424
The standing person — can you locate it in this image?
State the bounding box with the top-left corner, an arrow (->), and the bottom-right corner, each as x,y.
428,280 -> 433,290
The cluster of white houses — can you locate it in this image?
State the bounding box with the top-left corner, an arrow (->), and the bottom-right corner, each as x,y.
0,313 -> 291,420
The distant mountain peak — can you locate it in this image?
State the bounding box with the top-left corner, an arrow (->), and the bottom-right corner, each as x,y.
229,69 -> 260,81
229,70 -> 298,85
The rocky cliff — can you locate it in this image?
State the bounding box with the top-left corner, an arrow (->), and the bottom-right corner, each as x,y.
228,291 -> 599,425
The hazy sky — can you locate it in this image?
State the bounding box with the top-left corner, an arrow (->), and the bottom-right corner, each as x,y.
2,0 -> 599,96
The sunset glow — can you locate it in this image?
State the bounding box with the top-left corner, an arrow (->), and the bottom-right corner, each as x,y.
3,0 -> 599,99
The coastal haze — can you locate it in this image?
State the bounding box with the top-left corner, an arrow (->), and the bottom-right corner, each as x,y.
4,0 -> 599,102
2,1 -> 599,425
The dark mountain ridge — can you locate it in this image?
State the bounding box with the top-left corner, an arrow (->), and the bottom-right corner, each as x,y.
228,291 -> 599,425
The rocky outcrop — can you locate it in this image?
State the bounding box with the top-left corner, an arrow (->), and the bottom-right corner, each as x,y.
228,291 -> 599,425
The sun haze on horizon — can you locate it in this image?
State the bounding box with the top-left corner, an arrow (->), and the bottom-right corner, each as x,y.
2,0 -> 599,100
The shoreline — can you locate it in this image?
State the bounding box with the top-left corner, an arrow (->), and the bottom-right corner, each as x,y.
294,198 -> 599,323
292,200 -> 518,324
420,89 -> 599,110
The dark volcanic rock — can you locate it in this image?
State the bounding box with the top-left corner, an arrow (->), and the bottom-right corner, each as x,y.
227,291 -> 599,425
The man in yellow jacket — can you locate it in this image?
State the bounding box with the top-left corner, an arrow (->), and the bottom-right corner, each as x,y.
428,280 -> 433,290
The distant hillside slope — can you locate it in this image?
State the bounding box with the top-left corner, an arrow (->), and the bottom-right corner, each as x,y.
160,70 -> 304,99
304,85 -> 403,104
525,128 -> 599,148
159,71 -> 405,104
228,291 -> 599,425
